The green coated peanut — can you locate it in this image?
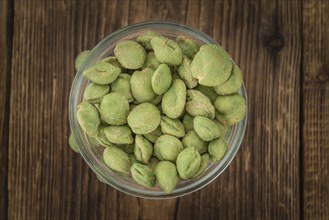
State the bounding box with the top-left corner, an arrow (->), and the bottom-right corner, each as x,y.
84,83 -> 110,104
176,147 -> 201,179
151,37 -> 183,66
127,103 -> 161,134
130,68 -> 157,103
68,134 -> 79,153
77,101 -> 100,137
134,135 -> 153,164
143,52 -> 161,70
176,36 -> 199,59
193,116 -> 221,141
177,56 -> 198,89
162,79 -> 186,119
114,40 -> 146,69
136,31 -> 163,50
182,113 -> 194,132
186,89 -> 215,119
100,92 -> 130,125
143,126 -> 163,143
75,50 -> 90,71
131,163 -> 156,188
193,153 -> 210,178
154,134 -> 184,162
160,116 -> 185,138
214,93 -> 245,115
191,44 -> 233,86
208,138 -> 228,162
83,62 -> 121,85
195,85 -> 218,103
214,93 -> 246,126
96,126 -> 116,147
148,157 -> 160,172
155,161 -> 178,193
103,147 -> 131,175
103,125 -> 134,144
214,65 -> 243,95
100,56 -> 125,71
182,130 -> 208,154
111,73 -> 134,103
151,64 -> 172,95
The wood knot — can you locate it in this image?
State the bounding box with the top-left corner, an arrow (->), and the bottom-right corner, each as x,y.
264,33 -> 285,53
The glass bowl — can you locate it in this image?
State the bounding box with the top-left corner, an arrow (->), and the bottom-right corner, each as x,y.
69,21 -> 248,199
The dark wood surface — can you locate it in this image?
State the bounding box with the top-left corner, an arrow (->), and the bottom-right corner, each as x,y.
302,1 -> 329,219
0,0 -> 328,219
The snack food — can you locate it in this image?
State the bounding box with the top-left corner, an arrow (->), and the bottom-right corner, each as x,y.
176,147 -> 201,179
72,31 -> 246,193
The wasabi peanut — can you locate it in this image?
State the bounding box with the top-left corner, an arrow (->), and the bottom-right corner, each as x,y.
191,44 -> 233,86
103,147 -> 131,175
130,68 -> 157,103
143,52 -> 162,70
68,134 -> 79,153
127,103 -> 161,134
100,56 -> 125,71
177,56 -> 198,89
154,134 -> 184,162
155,161 -> 179,193
214,65 -> 243,95
176,147 -> 201,179
74,30 -> 246,193
114,40 -> 146,69
182,113 -> 194,132
182,130 -> 208,154
185,89 -> 215,119
103,125 -> 134,144
111,74 -> 134,102
161,79 -> 186,119
151,64 -> 172,95
84,83 -> 110,104
176,35 -> 199,59
208,138 -> 228,162
143,126 -> 163,143
75,50 -> 90,71
151,37 -> 183,66
100,92 -> 130,125
131,163 -> 156,188
77,101 -> 100,137
83,62 -> 121,85
134,135 -> 153,164
160,116 -> 185,138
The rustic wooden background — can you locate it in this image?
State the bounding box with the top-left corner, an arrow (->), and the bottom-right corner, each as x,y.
0,0 -> 328,219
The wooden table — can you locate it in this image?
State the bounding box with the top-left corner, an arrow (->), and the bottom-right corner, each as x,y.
0,0 -> 328,219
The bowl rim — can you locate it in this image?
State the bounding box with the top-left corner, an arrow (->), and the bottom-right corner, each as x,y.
69,20 -> 248,199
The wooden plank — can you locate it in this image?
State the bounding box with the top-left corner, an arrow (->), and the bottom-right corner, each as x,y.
8,0 -> 131,219
302,1 -> 329,219
176,0 -> 302,219
0,0 -> 13,219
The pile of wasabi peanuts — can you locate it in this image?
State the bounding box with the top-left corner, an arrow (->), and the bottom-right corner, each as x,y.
70,31 -> 246,193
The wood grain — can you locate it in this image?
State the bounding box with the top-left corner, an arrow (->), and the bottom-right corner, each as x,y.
0,0 -> 13,219
5,0 -> 328,219
7,1 -> 134,219
176,1 -> 302,219
302,0 -> 329,219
